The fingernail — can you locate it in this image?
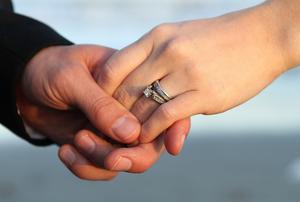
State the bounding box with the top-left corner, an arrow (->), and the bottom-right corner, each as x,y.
61,148 -> 76,166
112,116 -> 139,142
77,134 -> 95,154
178,134 -> 186,153
112,157 -> 132,171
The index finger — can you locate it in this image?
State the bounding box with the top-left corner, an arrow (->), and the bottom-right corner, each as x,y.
94,34 -> 154,95
104,135 -> 165,173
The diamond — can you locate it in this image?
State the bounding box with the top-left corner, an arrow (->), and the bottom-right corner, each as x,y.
143,87 -> 152,98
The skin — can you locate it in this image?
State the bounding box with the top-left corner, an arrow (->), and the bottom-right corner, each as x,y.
18,45 -> 191,180
94,0 -> 300,148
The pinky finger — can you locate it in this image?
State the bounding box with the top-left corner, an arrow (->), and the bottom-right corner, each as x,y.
58,145 -> 118,181
164,118 -> 191,156
140,91 -> 202,143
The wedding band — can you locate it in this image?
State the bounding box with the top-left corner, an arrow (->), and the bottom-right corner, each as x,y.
152,80 -> 172,101
151,91 -> 167,104
143,85 -> 166,104
143,80 -> 172,104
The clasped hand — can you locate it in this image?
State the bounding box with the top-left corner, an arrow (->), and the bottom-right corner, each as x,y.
18,45 -> 190,180
18,2 -> 292,180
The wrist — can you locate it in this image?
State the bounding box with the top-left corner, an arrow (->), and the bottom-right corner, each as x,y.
16,79 -> 47,140
265,0 -> 300,71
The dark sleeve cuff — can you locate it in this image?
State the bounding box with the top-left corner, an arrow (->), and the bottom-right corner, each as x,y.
0,11 -> 73,146
0,10 -> 73,64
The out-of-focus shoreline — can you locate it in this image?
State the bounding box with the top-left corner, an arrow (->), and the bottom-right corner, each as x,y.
0,133 -> 300,202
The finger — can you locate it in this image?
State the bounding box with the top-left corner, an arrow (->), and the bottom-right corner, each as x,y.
58,144 -> 118,181
73,129 -> 120,168
104,135 -> 165,173
128,80 -> 191,156
131,97 -> 191,155
71,76 -> 140,144
129,71 -> 189,121
140,91 -> 202,143
164,118 -> 191,156
110,36 -> 193,109
76,45 -> 116,73
94,34 -> 154,95
17,94 -> 87,145
131,95 -> 160,123
111,56 -> 171,109
128,72 -> 192,144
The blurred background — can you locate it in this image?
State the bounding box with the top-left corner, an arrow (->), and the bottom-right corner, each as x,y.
1,0 -> 300,201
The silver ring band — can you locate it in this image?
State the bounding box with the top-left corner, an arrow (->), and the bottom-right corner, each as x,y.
152,81 -> 172,101
143,80 -> 172,104
151,91 -> 166,104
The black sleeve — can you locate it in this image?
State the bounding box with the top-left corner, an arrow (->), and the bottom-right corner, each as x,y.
0,10 -> 73,146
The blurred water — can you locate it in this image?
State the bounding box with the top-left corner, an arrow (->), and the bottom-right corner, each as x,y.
1,134 -> 300,202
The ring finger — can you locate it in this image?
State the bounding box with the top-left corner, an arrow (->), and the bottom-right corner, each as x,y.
130,71 -> 192,123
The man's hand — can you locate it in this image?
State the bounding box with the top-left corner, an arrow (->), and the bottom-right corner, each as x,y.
18,45 -> 139,180
20,45 -> 141,144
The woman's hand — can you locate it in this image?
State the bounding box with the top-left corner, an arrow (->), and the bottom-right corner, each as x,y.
95,2 -> 293,144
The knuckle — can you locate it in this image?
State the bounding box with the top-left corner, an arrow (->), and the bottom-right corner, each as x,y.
98,58 -> 118,86
90,96 -> 115,121
131,100 -> 148,122
113,86 -> 132,106
159,104 -> 176,121
162,37 -> 190,60
150,23 -> 174,38
75,129 -> 89,138
74,130 -> 91,147
183,65 -> 202,84
132,99 -> 146,114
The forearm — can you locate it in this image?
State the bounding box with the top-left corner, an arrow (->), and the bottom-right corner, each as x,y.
264,0 -> 300,70
216,0 -> 300,73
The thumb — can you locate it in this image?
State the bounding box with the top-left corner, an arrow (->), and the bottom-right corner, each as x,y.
71,75 -> 140,144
